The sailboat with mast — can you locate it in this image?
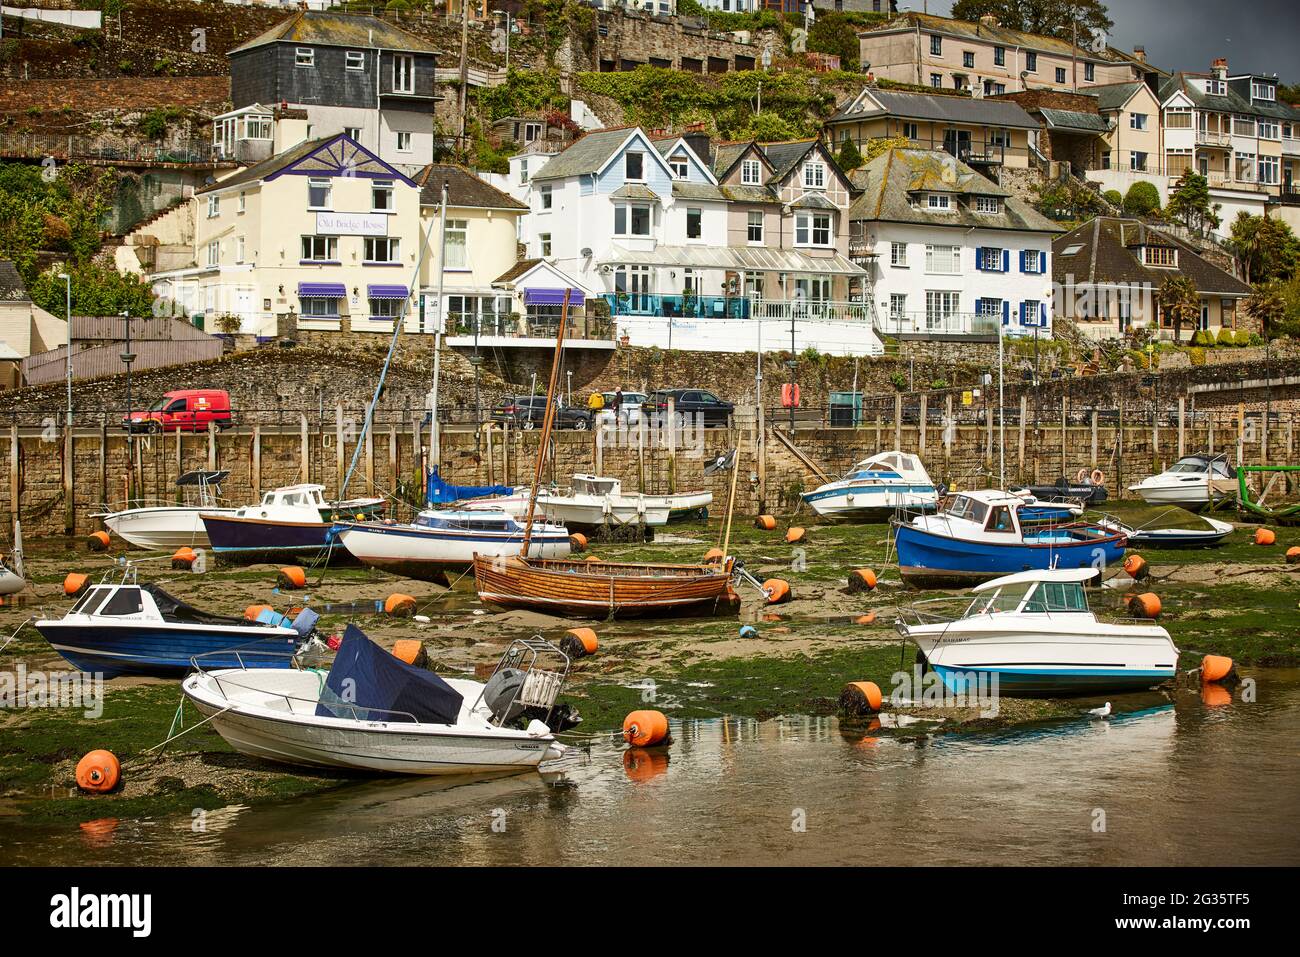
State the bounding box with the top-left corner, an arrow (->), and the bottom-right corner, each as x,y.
472,291 -> 736,619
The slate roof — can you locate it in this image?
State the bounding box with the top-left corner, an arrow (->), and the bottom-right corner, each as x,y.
230,11 -> 439,55
611,183 -> 661,201
530,128 -> 640,182
198,135 -> 337,193
759,139 -> 819,180
414,164 -> 527,210
671,181 -> 728,202
862,12 -> 1128,63
1159,72 -> 1300,121
720,184 -> 781,204
1053,217 -> 1253,296
1092,82 -> 1145,112
0,261 -> 31,303
711,141 -> 756,179
830,88 -> 1038,129
1040,109 -> 1111,133
848,148 -> 1059,233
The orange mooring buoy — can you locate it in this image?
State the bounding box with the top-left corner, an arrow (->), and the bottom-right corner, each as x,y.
86,530 -> 110,552
785,526 -> 806,544
1286,546 -> 1300,565
75,750 -> 121,793
623,748 -> 669,782
276,566 -> 307,590
560,627 -> 599,659
703,547 -> 725,564
848,568 -> 878,592
384,593 -> 417,617
754,515 -> 777,531
623,710 -> 669,747
63,573 -> 89,597
1200,654 -> 1235,684
171,546 -> 197,570
762,578 -> 792,604
243,604 -> 273,622
854,612 -> 877,625
569,532 -> 588,553
1254,527 -> 1277,546
839,681 -> 883,716
1123,553 -> 1148,580
1128,592 -> 1162,619
392,639 -> 428,668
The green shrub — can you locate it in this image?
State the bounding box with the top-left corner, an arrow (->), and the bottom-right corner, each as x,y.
1245,332 -> 1264,346
1123,181 -> 1161,217
1103,189 -> 1123,208
1188,346 -> 1207,366
1216,327 -> 1236,346
1191,329 -> 1214,347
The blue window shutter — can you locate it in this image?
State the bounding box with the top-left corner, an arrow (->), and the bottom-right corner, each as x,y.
1002,249 -> 1009,273
1017,250 -> 1025,273
1040,302 -> 1047,326
1039,250 -> 1047,274
1019,302 -> 1026,324
1002,300 -> 1010,325
976,247 -> 986,271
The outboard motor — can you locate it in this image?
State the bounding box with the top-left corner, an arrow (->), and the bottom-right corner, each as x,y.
483,668 -> 583,731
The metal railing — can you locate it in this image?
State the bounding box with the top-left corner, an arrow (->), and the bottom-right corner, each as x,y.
601,293 -> 751,319
748,299 -> 872,324
876,311 -> 1004,338
448,313 -> 614,341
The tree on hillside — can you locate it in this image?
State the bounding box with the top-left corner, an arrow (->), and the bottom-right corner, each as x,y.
808,13 -> 861,70
1165,170 -> 1221,236
1243,282 -> 1286,341
836,137 -> 864,173
1157,274 -> 1200,342
27,263 -> 155,319
1228,212 -> 1300,285
950,0 -> 1114,40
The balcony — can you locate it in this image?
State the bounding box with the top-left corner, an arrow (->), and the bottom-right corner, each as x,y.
1196,129 -> 1232,147
445,312 -> 616,350
1280,186 -> 1300,206
957,143 -> 1006,166
602,293 -> 751,319
1283,137 -> 1300,156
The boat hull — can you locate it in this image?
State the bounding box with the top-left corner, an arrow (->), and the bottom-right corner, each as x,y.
474,556 -> 734,618
895,521 -> 1126,588
33,622 -> 299,677
1129,478 -> 1234,510
0,565 -> 23,596
102,506 -> 238,549
183,673 -> 557,775
803,482 -> 939,518
335,521 -> 571,583
201,513 -> 344,565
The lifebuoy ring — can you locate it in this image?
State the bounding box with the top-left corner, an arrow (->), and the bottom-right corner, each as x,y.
1091,469 -> 1105,486
1075,468 -> 1089,484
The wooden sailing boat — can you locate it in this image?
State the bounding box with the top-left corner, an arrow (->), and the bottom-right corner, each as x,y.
472,291 -> 735,619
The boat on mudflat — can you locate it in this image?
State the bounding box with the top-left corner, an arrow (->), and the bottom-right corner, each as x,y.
333,508 -> 571,583
1128,453 -> 1235,510
182,628 -> 573,775
897,568 -> 1179,696
802,451 -> 939,519
893,489 -> 1126,588
201,484 -> 384,564
34,576 -> 315,677
468,474 -> 709,529
97,470 -> 238,549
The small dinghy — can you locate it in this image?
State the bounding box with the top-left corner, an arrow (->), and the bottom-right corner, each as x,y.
1097,512 -> 1234,548
897,568 -> 1179,696
183,627 -> 573,775
34,574 -> 317,677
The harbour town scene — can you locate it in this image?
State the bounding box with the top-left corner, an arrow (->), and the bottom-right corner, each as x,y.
0,0 -> 1297,879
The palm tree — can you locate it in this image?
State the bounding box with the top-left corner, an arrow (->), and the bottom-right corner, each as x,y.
1243,283 -> 1285,341
1157,275 -> 1200,343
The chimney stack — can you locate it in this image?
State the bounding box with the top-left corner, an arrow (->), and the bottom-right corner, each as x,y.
1133,46 -> 1146,62
1212,57 -> 1228,79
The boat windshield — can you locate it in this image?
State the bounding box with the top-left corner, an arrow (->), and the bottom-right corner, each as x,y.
944,495 -> 990,525
966,582 -> 1034,616
1167,460 -> 1207,474
1022,581 -> 1090,613
70,586 -> 110,615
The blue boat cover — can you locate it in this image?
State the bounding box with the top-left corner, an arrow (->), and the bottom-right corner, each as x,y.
425,466 -> 512,506
316,625 -> 463,724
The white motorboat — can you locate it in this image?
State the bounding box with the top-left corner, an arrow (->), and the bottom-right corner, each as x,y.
468,474 -> 688,529
0,563 -> 23,596
1128,453 -> 1236,510
333,508 -> 572,582
183,630 -> 573,775
200,483 -> 385,563
802,451 -> 939,518
98,470 -> 238,549
897,568 -> 1180,696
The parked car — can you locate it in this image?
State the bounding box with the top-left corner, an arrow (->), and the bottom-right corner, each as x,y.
642,389 -> 734,428
491,395 -> 592,431
123,389 -> 233,433
596,390 -> 647,427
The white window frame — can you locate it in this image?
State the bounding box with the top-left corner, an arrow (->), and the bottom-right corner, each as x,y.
295,47 -> 314,67
444,219 -> 468,269
890,241 -> 907,267
206,195 -> 219,218
307,178 -> 332,211
235,236 -> 245,264
974,196 -> 999,214
747,210 -> 763,244
363,236 -> 400,264
371,180 -> 394,213
927,193 -> 952,210
395,131 -> 412,153
803,162 -> 826,190
540,184 -> 553,210
393,54 -> 415,94
741,159 -> 762,185
300,235 -> 338,262
205,240 -> 219,267
925,244 -> 961,274
539,233 -> 552,258
625,151 -> 646,182
345,50 -> 364,71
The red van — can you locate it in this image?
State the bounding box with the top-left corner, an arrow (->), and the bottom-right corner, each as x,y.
123,389 -> 233,433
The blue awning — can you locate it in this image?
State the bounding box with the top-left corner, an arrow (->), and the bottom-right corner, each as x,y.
367,284 -> 409,300
298,282 -> 346,298
523,287 -> 585,307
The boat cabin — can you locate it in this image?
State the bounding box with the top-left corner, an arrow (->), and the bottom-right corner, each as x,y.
67,582 -> 254,626
571,475 -> 624,497
964,569 -> 1097,618
259,485 -> 328,509
939,491 -> 1026,537
1165,455 -> 1232,479
851,452 -> 931,484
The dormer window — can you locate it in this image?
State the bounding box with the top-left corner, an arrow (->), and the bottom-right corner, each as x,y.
1252,80 -> 1275,102
926,193 -> 951,210
741,159 -> 762,185
974,196 -> 1000,214
346,51 -> 364,71
625,151 -> 645,182
1144,245 -> 1178,267
803,162 -> 826,189
670,156 -> 689,180
1207,79 -> 1225,95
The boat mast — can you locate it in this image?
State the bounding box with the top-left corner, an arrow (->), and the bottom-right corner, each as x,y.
429,180 -> 449,471
519,290 -> 571,555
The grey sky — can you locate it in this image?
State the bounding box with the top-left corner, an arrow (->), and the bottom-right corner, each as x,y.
912,1 -> 1299,82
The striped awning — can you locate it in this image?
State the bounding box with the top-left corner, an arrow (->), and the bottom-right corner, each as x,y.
523,287 -> 586,307
367,284 -> 410,300
298,282 -> 345,297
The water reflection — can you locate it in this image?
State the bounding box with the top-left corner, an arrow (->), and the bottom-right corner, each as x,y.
2,673 -> 1298,866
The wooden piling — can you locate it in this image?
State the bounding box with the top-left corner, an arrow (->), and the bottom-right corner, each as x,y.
251,425 -> 262,499
300,414 -> 310,484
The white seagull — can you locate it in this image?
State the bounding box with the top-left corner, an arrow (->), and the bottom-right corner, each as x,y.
1087,702 -> 1112,718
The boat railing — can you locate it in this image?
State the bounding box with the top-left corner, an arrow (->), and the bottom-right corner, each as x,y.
471,635 -> 571,729
895,596 -> 974,627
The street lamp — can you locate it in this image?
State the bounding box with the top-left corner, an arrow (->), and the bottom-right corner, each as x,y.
57,272 -> 71,429
120,310 -> 136,505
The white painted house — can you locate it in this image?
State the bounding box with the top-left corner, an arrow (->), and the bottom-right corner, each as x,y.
849,148 -> 1062,339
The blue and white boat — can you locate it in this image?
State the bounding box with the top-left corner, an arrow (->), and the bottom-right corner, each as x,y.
34,577 -> 316,677
897,568 -> 1179,696
802,451 -> 939,519
894,489 -> 1126,588
333,508 -> 572,583
201,484 -> 384,564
